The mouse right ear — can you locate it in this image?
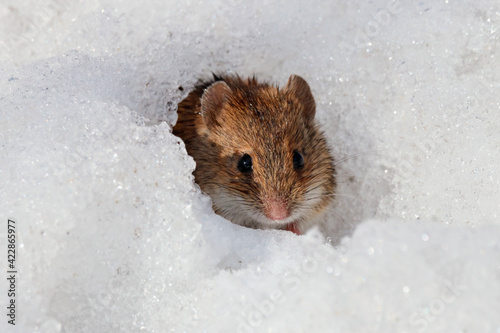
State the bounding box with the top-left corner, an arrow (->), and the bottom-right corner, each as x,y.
200,81 -> 232,130
284,75 -> 316,122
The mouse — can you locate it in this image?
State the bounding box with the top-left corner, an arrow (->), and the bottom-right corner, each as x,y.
173,74 -> 336,235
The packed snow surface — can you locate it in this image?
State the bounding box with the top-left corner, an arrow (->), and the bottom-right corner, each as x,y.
1,0 -> 499,332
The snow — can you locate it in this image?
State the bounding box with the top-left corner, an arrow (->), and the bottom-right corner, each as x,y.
0,0 -> 499,332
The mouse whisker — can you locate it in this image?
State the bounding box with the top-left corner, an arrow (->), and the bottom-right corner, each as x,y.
332,150 -> 381,167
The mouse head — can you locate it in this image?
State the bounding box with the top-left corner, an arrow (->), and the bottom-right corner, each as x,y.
197,75 -> 335,229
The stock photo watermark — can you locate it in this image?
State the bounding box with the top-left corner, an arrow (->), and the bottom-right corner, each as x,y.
408,279 -> 466,332
63,113 -> 119,169
5,218 -> 18,326
223,0 -> 244,6
399,138 -> 437,180
339,0 -> 403,56
237,237 -> 338,333
9,0 -> 70,42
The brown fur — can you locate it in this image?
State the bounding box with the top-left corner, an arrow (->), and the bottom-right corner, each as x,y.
173,74 -> 336,232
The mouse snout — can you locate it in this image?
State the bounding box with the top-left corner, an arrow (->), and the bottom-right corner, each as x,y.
264,197 -> 290,221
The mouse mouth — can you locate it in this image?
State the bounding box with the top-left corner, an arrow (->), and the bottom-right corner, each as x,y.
285,222 -> 301,235
251,209 -> 304,227
244,188 -> 326,228
211,186 -> 326,230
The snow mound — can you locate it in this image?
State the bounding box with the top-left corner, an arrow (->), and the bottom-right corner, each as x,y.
0,0 -> 499,332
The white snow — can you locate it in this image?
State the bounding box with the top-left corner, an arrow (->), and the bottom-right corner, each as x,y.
1,0 -> 499,332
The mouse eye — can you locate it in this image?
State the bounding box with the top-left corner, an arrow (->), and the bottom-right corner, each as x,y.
293,151 -> 304,170
237,154 -> 253,173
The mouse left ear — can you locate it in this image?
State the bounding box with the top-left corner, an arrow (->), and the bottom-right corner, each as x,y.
284,75 -> 316,121
201,81 -> 232,130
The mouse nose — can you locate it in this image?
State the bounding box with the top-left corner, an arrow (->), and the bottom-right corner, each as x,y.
265,198 -> 290,221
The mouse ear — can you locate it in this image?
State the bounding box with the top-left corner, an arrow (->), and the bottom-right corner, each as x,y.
284,75 -> 316,121
200,81 -> 232,130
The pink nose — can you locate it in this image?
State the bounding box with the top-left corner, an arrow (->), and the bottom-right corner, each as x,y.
265,198 -> 290,221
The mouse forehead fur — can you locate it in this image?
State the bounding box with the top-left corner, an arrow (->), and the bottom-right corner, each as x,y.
200,75 -> 316,156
